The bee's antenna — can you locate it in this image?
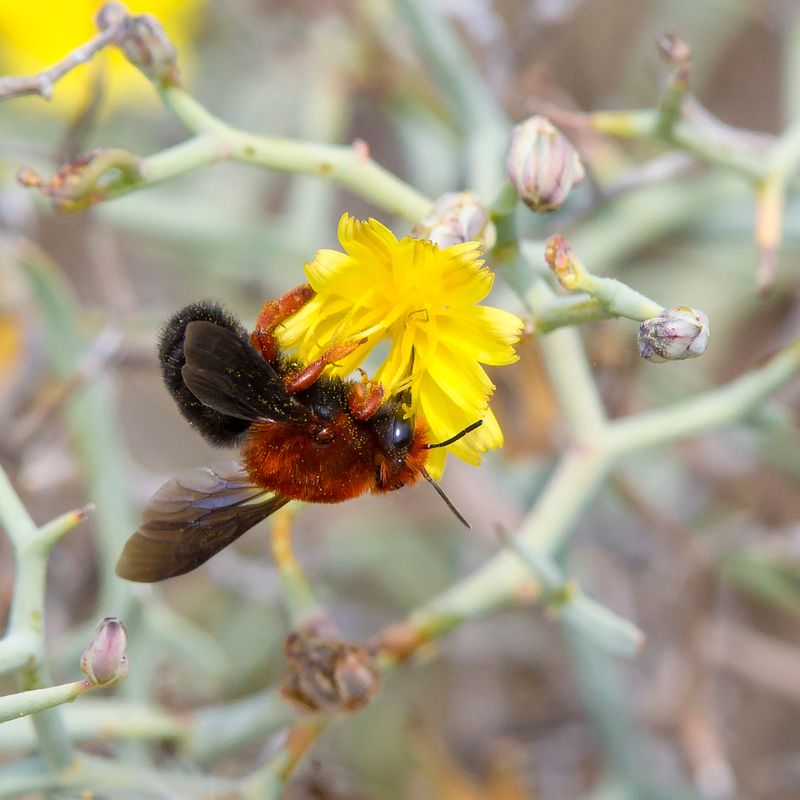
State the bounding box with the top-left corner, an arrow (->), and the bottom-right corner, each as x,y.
424,419 -> 483,450
420,468 -> 470,529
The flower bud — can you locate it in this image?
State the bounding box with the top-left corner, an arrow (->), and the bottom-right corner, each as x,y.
280,632 -> 379,714
81,617 -> 128,687
638,307 -> 710,363
411,191 -> 497,251
506,116 -> 585,212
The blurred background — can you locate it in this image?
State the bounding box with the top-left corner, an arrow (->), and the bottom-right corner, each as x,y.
1,1 -> 799,798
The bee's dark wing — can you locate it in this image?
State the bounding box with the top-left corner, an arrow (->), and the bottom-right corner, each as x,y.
159,302 -> 253,447
116,462 -> 289,582
181,320 -> 309,425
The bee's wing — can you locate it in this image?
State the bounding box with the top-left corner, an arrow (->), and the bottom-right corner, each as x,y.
116,462 -> 289,582
181,320 -> 309,424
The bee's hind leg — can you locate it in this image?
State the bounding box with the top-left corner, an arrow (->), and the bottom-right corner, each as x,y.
251,283 -> 315,363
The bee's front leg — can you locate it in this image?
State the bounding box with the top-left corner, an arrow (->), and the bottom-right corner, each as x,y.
251,283 -> 315,363
284,337 -> 367,394
346,371 -> 385,420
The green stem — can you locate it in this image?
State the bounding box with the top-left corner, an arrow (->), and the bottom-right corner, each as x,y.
185,688 -> 296,765
585,105 -> 769,180
17,244 -> 137,621
240,717 -> 327,800
606,339 -> 800,456
654,34 -> 690,140
33,505 -> 94,555
0,681 -> 91,723
0,464 -> 37,547
531,294 -> 628,332
147,85 -> 433,222
382,336 -> 800,674
0,634 -> 38,675
528,282 -> 608,446
0,465 -> 75,771
405,448 -> 610,646
504,538 -> 644,656
0,754 -> 237,798
0,700 -> 186,751
393,0 -> 509,197
570,271 -> 663,321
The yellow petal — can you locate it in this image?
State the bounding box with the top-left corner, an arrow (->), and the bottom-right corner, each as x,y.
418,374 -> 485,465
426,341 -> 495,413
439,245 -> 494,306
438,306 -> 522,365
422,445 -> 447,481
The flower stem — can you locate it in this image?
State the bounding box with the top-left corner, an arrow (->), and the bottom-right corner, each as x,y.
240,718 -> 327,800
270,507 -> 323,630
393,0 -> 508,196
142,84 -> 433,222
503,536 -> 644,656
0,464 -> 78,771
0,681 -> 91,723
606,338 -> 800,456
527,281 -> 608,446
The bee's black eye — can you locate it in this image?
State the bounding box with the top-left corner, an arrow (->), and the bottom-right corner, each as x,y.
383,418 -> 412,452
394,419 -> 413,447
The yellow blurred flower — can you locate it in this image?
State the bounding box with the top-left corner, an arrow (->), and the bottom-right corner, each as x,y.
0,0 -> 201,114
279,214 -> 523,478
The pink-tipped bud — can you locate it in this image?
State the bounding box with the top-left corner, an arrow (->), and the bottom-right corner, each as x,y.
412,191 -> 497,252
638,307 -> 710,363
506,116 -> 585,212
81,617 -> 128,687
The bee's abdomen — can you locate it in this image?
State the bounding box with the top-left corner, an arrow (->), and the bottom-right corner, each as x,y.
242,418 -> 375,503
159,301 -> 253,447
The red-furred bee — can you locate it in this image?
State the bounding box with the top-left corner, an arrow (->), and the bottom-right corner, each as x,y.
116,285 -> 480,582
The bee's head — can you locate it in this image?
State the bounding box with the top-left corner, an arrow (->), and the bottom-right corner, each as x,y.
370,396 -> 481,528
372,396 -> 417,456
369,397 -> 427,491
373,408 -> 414,458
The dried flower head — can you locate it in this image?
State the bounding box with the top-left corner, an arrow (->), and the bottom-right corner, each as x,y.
18,148 -> 142,213
506,116 -> 585,212
281,632 -> 380,714
278,214 -> 523,478
638,307 -> 710,363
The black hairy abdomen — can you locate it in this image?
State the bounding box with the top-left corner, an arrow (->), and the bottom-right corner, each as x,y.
159,301 -> 253,446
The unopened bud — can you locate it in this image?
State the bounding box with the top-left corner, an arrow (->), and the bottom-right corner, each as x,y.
119,15 -> 180,85
638,307 -> 710,363
506,116 -> 585,212
281,632 -> 379,714
412,191 -> 497,252
81,617 -> 128,687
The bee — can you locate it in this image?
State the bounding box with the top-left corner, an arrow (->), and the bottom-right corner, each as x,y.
116,285 -> 481,582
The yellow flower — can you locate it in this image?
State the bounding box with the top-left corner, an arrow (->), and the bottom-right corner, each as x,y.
0,0 -> 201,114
278,214 -> 523,478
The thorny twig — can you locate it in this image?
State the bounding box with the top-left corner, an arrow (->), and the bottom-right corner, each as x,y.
0,2 -> 176,103
0,17 -> 123,102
